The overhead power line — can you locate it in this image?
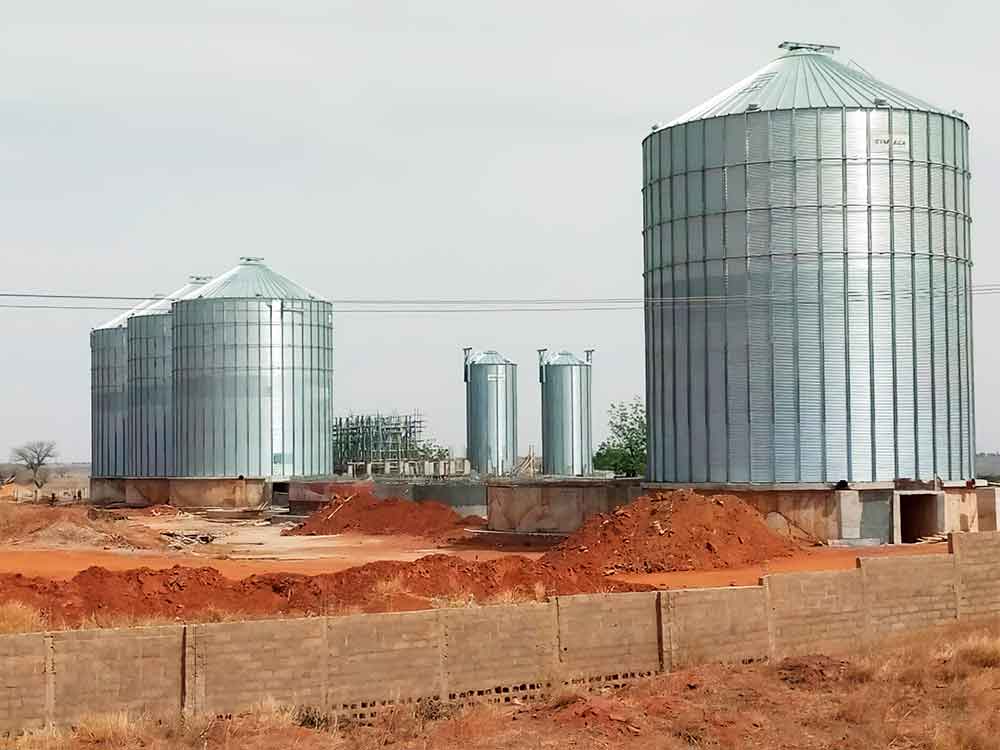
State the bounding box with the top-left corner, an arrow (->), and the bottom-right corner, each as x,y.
3,284 -> 1000,314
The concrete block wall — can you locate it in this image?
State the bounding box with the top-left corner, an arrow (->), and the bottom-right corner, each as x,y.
328,610 -> 444,716
0,634 -> 47,733
442,603 -> 559,701
556,592 -> 661,682
952,532 -> 1000,621
9,533 -> 1000,734
860,555 -> 959,635
664,586 -> 769,668
186,619 -> 326,716
51,626 -> 183,726
768,570 -> 865,659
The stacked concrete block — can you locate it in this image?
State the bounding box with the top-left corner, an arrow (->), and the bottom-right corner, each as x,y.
555,592 -> 661,682
952,530 -> 1000,621
0,633 -> 48,733
52,626 -> 183,726
185,619 -> 326,715
441,603 -> 559,702
328,610 -> 444,719
768,570 -> 865,659
665,586 -> 769,668
859,555 -> 959,635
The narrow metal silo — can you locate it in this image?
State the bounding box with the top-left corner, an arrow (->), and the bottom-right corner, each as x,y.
172,258 -> 334,479
642,41 -> 974,484
539,349 -> 593,476
464,349 -> 517,475
126,276 -> 212,477
91,296 -> 157,477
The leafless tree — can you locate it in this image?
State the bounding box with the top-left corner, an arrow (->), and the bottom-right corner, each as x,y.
11,441 -> 58,490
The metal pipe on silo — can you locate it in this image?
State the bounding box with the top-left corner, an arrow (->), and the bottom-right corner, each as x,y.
539,349 -> 593,476
642,41 -> 975,484
464,349 -> 517,475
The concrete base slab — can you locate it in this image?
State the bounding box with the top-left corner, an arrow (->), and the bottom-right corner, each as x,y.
827,538 -> 883,548
89,477 -> 272,511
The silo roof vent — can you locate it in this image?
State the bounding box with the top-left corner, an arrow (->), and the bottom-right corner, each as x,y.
778,41 -> 840,54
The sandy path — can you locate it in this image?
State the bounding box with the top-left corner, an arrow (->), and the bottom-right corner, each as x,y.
0,534 -> 544,581
611,541 -> 949,589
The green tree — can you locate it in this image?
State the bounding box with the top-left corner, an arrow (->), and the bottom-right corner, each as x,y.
593,398 -> 646,477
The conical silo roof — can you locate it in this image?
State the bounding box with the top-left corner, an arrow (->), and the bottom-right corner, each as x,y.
94,296 -> 159,330
542,350 -> 591,367
132,275 -> 214,317
189,257 -> 324,301
467,350 -> 515,366
667,41 -> 953,127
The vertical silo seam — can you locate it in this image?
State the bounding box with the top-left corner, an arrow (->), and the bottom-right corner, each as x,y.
700,119 -> 711,481
791,108 -> 801,482
889,108 -> 900,478
866,110 -> 877,480
840,108 -> 856,481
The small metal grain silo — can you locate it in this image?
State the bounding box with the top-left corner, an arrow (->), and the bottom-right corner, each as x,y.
539,349 -> 593,476
464,349 -> 517,475
126,276 -> 212,477
91,296 -> 157,477
642,41 -> 974,484
172,258 -> 334,479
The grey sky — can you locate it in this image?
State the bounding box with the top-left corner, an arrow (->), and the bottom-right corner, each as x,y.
2,0 -> 997,461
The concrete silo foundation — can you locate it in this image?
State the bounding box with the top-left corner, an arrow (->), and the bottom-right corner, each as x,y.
89,476 -> 272,510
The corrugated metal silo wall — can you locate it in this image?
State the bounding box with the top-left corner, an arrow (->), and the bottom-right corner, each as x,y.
172,298 -> 334,478
541,363 -> 593,475
466,363 -> 518,474
90,328 -> 129,477
643,108 -> 974,483
127,314 -> 174,477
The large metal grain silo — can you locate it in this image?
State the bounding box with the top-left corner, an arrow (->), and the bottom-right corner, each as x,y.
643,41 -> 974,484
464,349 -> 517,475
172,258 -> 334,479
539,349 -> 593,476
91,296 -> 157,477
126,276 -> 211,477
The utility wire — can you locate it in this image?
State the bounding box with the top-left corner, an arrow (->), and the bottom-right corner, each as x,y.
3,284 -> 1000,314
4,286 -> 1000,307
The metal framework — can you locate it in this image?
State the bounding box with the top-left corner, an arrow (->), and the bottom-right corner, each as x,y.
332,412 -> 426,469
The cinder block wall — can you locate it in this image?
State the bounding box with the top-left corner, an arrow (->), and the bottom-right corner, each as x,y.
6,532 -> 1000,734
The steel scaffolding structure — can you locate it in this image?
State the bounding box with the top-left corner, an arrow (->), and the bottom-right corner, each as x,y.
331,412 -> 426,469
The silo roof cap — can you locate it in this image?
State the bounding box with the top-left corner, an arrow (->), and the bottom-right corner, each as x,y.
467,350 -> 515,365
542,350 -> 592,366
188,258 -> 326,302
663,41 -> 956,127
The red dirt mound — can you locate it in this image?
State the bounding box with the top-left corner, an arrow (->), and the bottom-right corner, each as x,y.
284,492 -> 484,543
541,490 -> 798,575
0,555 -> 644,628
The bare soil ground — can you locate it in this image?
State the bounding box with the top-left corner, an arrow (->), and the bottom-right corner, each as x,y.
0,503 -> 162,551
10,620 -> 1000,749
0,491 -> 951,630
